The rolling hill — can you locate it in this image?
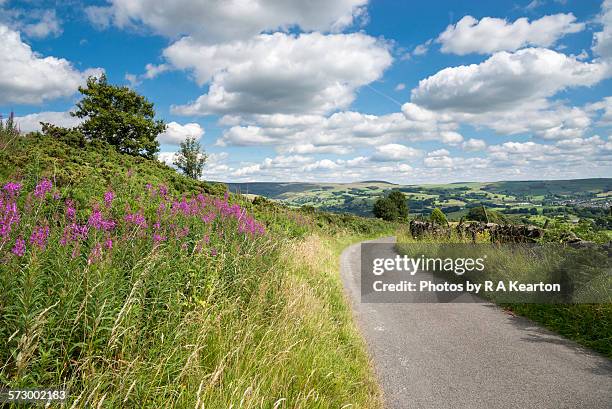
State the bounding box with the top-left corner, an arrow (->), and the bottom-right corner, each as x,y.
227,179 -> 612,220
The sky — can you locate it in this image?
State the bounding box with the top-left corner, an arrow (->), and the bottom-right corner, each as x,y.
1,0 -> 611,184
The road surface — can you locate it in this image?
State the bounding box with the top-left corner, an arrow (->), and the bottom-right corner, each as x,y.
340,237 -> 612,409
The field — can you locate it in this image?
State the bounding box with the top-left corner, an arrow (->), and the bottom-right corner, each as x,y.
228,180 -> 612,228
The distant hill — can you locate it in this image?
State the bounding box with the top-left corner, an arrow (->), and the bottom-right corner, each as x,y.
227,179 -> 612,219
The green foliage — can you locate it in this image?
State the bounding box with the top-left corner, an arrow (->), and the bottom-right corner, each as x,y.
466,206 -> 508,223
373,190 -> 408,222
430,207 -> 448,225
0,130 -> 225,202
73,74 -> 165,159
373,197 -> 399,221
0,112 -> 19,138
173,136 -> 207,179
387,190 -> 409,221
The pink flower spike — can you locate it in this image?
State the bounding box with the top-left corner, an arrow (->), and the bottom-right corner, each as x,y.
104,190 -> 115,207
12,237 -> 25,257
34,178 -> 52,199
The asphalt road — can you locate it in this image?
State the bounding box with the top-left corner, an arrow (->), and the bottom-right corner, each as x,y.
340,236 -> 612,409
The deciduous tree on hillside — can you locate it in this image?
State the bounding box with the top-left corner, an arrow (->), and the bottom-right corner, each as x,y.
173,136 -> 208,180
72,74 -> 166,159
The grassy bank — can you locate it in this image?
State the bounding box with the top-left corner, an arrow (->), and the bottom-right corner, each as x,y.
396,231 -> 612,358
0,131 -> 393,407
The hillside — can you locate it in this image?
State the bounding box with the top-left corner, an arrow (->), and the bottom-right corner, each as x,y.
227,179 -> 612,222
0,130 -> 395,407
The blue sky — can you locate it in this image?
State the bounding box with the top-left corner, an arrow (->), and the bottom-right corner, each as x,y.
1,0 -> 611,183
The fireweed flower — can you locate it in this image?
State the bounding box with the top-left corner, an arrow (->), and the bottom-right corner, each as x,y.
34,179 -> 52,199
29,225 -> 50,249
104,190 -> 115,207
65,200 -> 76,221
88,206 -> 116,231
1,198 -> 20,240
3,182 -> 21,196
12,237 -> 25,256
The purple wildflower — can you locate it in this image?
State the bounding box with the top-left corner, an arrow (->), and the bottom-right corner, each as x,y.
12,237 -> 25,257
34,179 -> 52,199
65,200 -> 76,221
29,225 -> 50,249
3,182 -> 22,196
104,190 -> 115,207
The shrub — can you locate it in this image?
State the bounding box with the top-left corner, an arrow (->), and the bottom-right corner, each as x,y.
373,197 -> 399,221
430,207 -> 448,225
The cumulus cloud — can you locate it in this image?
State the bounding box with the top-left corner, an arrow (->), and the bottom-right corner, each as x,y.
13,111 -> 82,133
371,143 -> 421,161
0,8 -> 62,39
157,121 -> 204,145
440,131 -> 463,145
168,32 -> 392,116
21,10 -> 62,39
462,138 -> 487,151
216,108 -> 457,148
411,48 -> 608,113
438,13 -> 584,55
86,0 -> 368,42
593,0 -> 612,59
0,24 -> 102,105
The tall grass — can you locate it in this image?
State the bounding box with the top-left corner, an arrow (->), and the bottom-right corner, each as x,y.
0,170 -> 387,407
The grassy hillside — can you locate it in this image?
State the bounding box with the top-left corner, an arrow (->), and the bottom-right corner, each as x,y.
228,179 -> 611,219
0,131 -> 395,407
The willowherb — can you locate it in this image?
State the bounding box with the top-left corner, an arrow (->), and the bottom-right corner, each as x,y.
1,178 -> 265,263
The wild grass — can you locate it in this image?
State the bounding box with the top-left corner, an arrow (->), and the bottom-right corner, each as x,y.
0,129 -> 393,407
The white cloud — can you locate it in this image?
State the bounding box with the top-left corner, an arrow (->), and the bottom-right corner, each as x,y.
218,125 -> 278,146
86,0 -> 367,42
0,8 -> 62,39
438,13 -> 584,55
216,108 -> 457,149
411,48 -> 608,113
371,143 -> 421,161
0,24 -> 102,105
586,96 -> 612,125
440,131 -> 463,145
168,32 -> 392,116
302,159 -> 340,171
593,0 -> 612,59
278,143 -> 352,155
157,121 -> 204,145
21,10 -> 62,39
462,138 -> 487,151
394,83 -> 406,91
14,111 -> 83,133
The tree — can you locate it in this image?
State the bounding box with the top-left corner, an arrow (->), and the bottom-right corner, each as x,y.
430,207 -> 448,226
173,137 -> 208,180
72,74 -> 165,159
387,190 -> 409,221
0,112 -> 19,138
466,206 -> 508,224
373,198 -> 399,221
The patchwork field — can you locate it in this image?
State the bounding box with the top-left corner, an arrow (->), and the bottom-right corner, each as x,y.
227,179 -> 612,225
